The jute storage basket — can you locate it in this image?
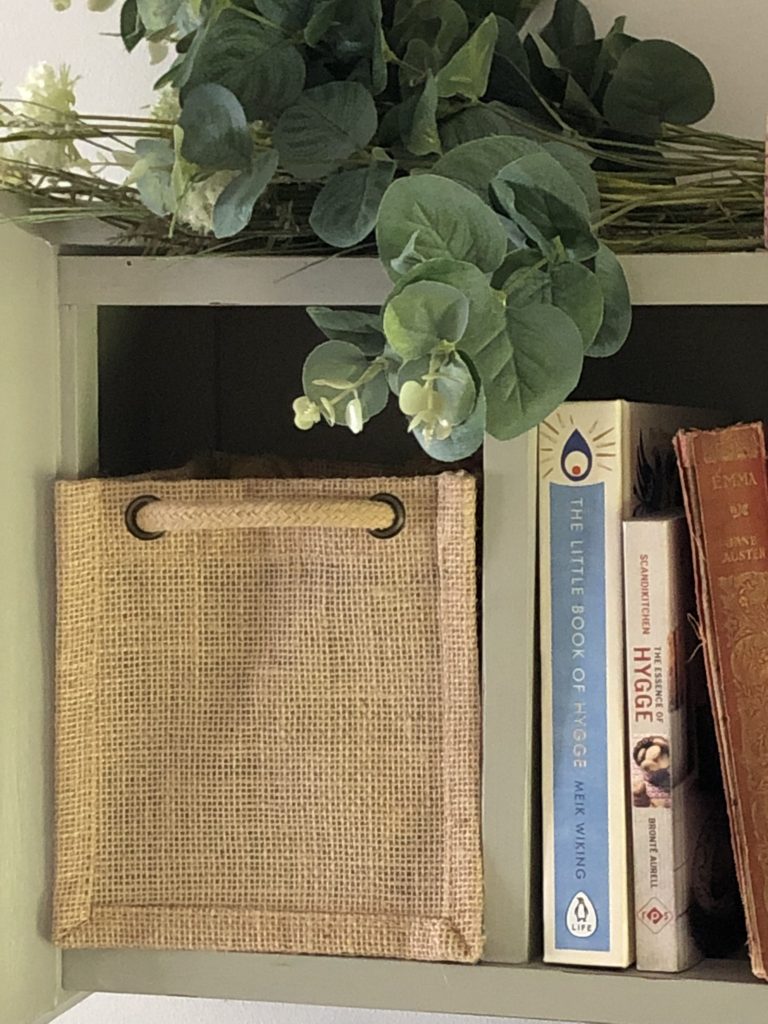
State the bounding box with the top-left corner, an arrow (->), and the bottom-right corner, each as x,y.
53,468 -> 483,962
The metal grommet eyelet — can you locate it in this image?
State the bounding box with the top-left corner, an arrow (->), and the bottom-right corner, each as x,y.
368,492 -> 406,539
125,494 -> 165,541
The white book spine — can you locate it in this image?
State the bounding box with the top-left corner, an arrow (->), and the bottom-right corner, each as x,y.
624,516 -> 702,972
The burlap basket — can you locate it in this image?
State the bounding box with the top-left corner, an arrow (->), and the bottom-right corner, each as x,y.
53,468 -> 483,962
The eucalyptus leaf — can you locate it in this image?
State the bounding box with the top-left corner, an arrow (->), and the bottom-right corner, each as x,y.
120,0 -> 145,52
433,134 -> 541,199
131,139 -> 175,216
562,75 -> 602,127
255,0 -> 312,29
302,340 -> 388,425
183,11 -> 306,120
392,0 -> 468,64
500,260 -> 550,305
603,39 -> 715,137
212,149 -> 279,238
388,258 -> 507,359
540,0 -> 594,54
137,0 -> 181,32
304,0 -> 384,93
495,15 -> 529,74
436,13 -> 498,100
439,100 -> 548,149
309,158 -> 395,248
377,174 -> 508,279
481,303 -> 584,439
274,81 -> 378,172
492,151 -> 598,262
542,141 -> 600,216
486,53 -> 556,121
399,38 -> 439,91
384,281 -> 470,359
587,243 -> 631,357
390,231 -> 424,277
412,387 -> 486,460
549,262 -> 604,350
591,17 -> 636,94
558,41 -> 604,96
307,307 -> 385,356
524,33 -> 566,96
179,84 -> 252,170
407,74 -> 442,156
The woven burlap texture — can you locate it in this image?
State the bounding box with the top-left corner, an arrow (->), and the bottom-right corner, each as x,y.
53,471 -> 483,962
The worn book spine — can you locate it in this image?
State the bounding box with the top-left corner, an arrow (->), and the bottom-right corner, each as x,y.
674,422 -> 768,980
623,515 -> 702,972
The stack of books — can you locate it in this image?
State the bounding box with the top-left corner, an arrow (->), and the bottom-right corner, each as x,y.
538,401 -> 746,974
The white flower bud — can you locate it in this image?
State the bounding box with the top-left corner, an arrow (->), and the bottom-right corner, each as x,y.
345,397 -> 364,435
292,396 -> 321,431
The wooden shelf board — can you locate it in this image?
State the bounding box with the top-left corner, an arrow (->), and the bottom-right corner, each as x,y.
61,951 -> 767,1024
56,251 -> 768,308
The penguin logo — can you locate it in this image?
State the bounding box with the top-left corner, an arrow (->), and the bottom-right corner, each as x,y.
566,891 -> 598,937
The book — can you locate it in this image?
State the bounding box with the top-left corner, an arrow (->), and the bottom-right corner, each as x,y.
623,513 -> 745,972
674,422 -> 768,980
539,400 -> 723,968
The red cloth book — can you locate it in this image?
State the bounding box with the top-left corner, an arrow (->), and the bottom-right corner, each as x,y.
675,422 -> 768,980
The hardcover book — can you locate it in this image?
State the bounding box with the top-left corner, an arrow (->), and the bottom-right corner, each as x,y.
624,513 -> 743,972
539,400 -> 723,968
674,422 -> 768,980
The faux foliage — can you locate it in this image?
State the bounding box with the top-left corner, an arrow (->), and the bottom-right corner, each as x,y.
2,0 -> 751,460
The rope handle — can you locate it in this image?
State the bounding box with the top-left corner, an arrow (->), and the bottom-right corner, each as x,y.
125,492 -> 406,541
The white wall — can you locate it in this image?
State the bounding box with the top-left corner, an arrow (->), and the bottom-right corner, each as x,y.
2,3 -> 763,1024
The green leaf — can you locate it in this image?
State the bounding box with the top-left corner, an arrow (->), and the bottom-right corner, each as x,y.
407,74 -> 442,156
413,386 -> 486,460
389,258 -> 507,359
542,141 -> 600,216
183,11 -> 306,121
120,0 -> 145,52
392,0 -> 468,61
309,158 -> 395,248
377,174 -> 507,279
603,40 -> 715,137
478,303 -> 583,439
498,253 -> 605,349
384,281 -> 470,359
433,134 -> 541,199
588,243 -> 631,357
179,84 -> 252,170
549,262 -> 604,350
496,15 -> 529,73
274,81 -> 378,173
436,14 -> 498,100
439,101 -> 547,149
540,0 -> 594,53
485,53 -> 557,122
306,307 -> 385,356
305,0 -> 385,95
137,0 -> 181,32
302,340 -> 388,424
591,17 -> 636,94
255,0 -> 312,29
212,149 -> 279,238
492,152 -> 598,262
131,139 -> 175,216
